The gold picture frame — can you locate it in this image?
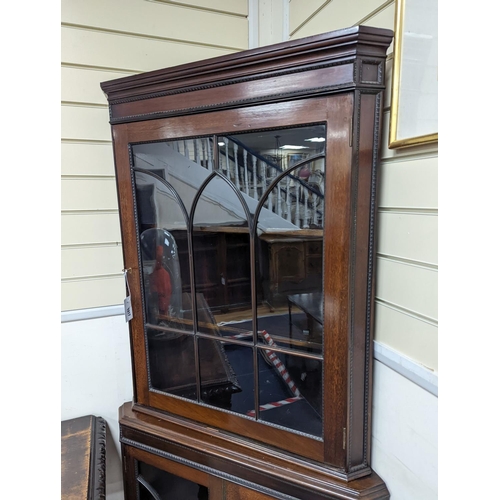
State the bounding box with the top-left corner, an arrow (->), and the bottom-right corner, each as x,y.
389,0 -> 438,149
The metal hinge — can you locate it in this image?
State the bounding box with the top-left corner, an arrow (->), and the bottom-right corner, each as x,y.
343,427 -> 347,450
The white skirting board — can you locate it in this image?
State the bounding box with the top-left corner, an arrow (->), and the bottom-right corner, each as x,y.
373,341 -> 438,396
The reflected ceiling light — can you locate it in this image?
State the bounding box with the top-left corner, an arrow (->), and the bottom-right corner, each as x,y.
304,137 -> 325,142
218,142 -> 225,146
279,145 -> 308,149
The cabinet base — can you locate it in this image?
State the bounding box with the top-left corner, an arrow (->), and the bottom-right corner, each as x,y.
119,403 -> 389,499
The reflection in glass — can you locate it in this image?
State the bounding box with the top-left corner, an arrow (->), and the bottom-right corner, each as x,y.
133,138 -> 213,214
137,460 -> 208,499
255,155 -> 325,357
134,171 -> 192,330
198,338 -> 247,413
217,125 -> 325,227
257,348 -> 322,437
192,174 -> 252,324
254,303 -> 322,355
147,330 -> 197,400
141,228 -> 185,327
131,125 -> 326,438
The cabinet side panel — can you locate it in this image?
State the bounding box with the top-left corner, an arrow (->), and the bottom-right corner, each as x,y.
323,93 -> 355,467
112,124 -> 150,405
348,91 -> 379,469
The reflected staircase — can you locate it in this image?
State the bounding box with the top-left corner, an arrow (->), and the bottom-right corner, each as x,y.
166,136 -> 325,229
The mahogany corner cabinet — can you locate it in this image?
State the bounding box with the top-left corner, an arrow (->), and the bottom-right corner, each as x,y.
101,25 -> 393,500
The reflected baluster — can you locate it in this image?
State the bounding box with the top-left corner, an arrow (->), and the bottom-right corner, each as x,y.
286,177 -> 292,221
261,160 -> 267,207
224,137 -> 230,176
243,149 -> 249,195
313,194 -> 318,225
201,138 -> 206,168
252,156 -> 258,199
194,139 -> 199,164
295,181 -> 300,226
304,195 -> 310,228
276,180 -> 281,218
233,142 -> 240,191
207,138 -> 213,171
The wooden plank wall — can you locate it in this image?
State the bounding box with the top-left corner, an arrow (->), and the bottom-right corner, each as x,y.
61,0 -> 248,311
62,0 -> 437,374
290,0 -> 438,372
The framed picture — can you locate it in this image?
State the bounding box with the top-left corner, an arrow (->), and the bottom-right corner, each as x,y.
389,0 -> 438,149
287,153 -> 308,169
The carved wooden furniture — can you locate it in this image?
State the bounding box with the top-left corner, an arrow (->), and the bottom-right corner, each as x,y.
102,24 -> 393,499
259,232 -> 323,309
61,415 -> 106,500
287,292 -> 324,340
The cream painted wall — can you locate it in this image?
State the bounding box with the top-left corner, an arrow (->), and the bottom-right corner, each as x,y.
61,315 -> 133,499
61,0 -> 248,312
61,3 -> 249,497
289,0 -> 438,374
287,2 -> 438,498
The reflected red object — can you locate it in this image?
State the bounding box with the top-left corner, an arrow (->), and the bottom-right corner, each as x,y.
150,245 -> 172,314
298,166 -> 311,179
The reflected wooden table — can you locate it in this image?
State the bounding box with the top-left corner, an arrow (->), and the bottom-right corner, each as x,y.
287,292 -> 324,342
61,415 -> 106,500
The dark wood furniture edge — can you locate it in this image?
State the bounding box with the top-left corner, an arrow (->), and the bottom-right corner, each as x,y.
101,25 -> 393,104
119,403 -> 389,499
61,415 -> 107,500
90,416 -> 107,500
100,24 -> 394,127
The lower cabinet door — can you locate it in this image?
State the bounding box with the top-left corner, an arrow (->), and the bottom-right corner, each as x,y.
224,482 -> 282,500
123,446 -> 223,500
122,445 -> 289,500
137,461 -> 208,500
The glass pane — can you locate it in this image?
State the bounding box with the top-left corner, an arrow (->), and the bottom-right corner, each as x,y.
255,160 -> 324,356
192,175 -> 252,329
134,171 -> 192,330
137,460 -> 208,499
254,306 -> 322,356
147,330 -> 197,400
138,483 -> 155,500
198,338 -> 253,415
257,348 -> 322,437
133,137 -> 214,214
131,126 -> 325,438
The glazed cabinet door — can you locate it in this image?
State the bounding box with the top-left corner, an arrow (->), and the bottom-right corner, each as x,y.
129,122 -> 326,434
113,99 -> 343,462
113,89 -> 382,469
